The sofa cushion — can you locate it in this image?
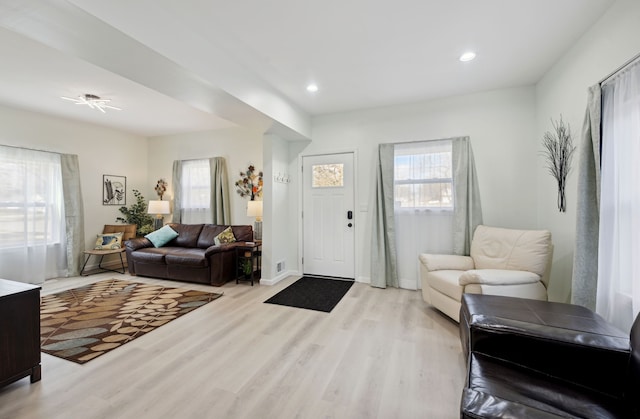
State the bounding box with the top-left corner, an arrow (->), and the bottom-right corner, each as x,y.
231,225 -> 253,242
197,225 -> 229,248
130,248 -> 169,264
470,225 -> 551,277
167,223 -> 203,248
164,248 -> 208,267
145,225 -> 179,248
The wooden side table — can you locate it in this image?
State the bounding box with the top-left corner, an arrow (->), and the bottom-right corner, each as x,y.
235,242 -> 262,286
0,279 -> 41,388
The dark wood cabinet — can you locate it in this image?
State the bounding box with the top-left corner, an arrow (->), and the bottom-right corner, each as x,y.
0,278 -> 41,388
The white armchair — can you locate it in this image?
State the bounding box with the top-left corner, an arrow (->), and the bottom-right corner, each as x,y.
419,225 -> 553,321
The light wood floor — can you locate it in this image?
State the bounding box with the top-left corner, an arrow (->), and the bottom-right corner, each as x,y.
0,273 -> 465,419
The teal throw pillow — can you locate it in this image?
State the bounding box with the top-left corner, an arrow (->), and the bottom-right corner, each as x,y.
145,225 -> 179,248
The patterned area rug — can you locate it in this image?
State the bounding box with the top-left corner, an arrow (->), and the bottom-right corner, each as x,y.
40,279 -> 222,364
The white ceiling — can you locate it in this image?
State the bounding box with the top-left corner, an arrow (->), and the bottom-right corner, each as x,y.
0,0 -> 615,138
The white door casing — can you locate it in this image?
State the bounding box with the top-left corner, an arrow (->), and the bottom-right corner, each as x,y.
302,153 -> 355,279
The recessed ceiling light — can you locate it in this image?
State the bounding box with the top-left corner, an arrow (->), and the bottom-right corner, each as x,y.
60,94 -> 122,113
306,84 -> 319,93
459,52 -> 476,62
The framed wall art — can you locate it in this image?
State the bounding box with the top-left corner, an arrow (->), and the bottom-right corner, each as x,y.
103,175 -> 126,205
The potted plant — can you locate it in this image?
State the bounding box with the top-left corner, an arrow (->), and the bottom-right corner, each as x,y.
240,258 -> 253,278
116,189 -> 155,236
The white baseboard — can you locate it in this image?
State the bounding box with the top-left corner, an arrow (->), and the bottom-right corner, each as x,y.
355,275 -> 417,290
398,278 -> 418,290
259,269 -> 298,286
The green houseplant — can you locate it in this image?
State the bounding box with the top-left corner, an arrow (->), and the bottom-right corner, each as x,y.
116,189 -> 155,236
239,257 -> 253,277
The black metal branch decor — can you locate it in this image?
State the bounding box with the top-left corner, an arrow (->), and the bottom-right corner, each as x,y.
542,116 -> 576,212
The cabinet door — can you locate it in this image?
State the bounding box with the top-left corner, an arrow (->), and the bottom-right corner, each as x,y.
0,289 -> 41,386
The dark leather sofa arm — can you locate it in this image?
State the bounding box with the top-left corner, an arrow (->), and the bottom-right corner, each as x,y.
124,237 -> 153,276
204,245 -> 223,258
204,241 -> 257,256
125,237 -> 153,251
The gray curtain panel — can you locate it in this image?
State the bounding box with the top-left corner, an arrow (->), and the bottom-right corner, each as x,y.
209,157 -> 231,224
452,137 -> 483,255
571,84 -> 602,310
60,154 -> 85,277
171,160 -> 183,223
370,143 -> 399,288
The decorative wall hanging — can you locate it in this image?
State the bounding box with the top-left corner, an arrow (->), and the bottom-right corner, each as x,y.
542,116 -> 576,212
235,164 -> 263,200
154,178 -> 168,200
103,175 -> 126,205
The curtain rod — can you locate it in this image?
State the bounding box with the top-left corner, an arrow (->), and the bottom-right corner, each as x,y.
600,51 -> 640,85
379,136 -> 469,147
0,143 -> 64,155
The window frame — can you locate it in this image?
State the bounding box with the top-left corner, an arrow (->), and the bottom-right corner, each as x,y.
393,140 -> 454,210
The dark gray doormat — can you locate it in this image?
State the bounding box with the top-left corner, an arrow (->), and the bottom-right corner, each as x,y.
264,276 -> 354,312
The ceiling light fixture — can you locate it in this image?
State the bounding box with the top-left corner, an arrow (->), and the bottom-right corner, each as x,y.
60,94 -> 122,113
459,52 -> 477,62
306,84 -> 319,93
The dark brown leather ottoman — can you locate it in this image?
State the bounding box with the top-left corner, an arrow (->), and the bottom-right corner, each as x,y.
460,294 -> 630,396
462,352 -> 630,418
459,294 -> 638,418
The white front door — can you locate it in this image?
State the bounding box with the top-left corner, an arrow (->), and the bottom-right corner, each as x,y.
302,153 -> 355,279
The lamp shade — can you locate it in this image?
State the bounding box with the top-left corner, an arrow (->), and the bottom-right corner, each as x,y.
247,200 -> 263,218
148,200 -> 171,215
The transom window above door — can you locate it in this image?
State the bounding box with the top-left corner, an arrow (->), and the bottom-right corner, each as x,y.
312,163 -> 344,188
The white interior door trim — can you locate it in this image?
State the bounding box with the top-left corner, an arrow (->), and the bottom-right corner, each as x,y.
297,149 -> 358,279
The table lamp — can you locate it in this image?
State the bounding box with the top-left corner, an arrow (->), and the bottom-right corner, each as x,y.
148,200 -> 171,230
247,200 -> 263,240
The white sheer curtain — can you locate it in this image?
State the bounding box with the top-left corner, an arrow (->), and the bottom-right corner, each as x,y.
597,59 -> 640,332
179,159 -> 212,224
394,140 -> 454,288
395,209 -> 453,286
0,146 -> 67,284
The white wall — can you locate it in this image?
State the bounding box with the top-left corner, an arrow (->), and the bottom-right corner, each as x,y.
147,126 -> 263,227
536,0 -> 640,302
298,86 -> 538,287
262,134 -> 299,283
0,104 -> 148,252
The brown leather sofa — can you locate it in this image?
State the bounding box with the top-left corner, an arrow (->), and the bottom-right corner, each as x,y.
460,294 -> 639,418
125,223 -> 253,286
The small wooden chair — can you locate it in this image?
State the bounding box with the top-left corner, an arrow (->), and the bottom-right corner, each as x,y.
81,224 -> 137,276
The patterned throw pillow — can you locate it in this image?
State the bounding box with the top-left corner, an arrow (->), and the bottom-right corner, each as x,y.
94,232 -> 123,250
214,226 -> 236,245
